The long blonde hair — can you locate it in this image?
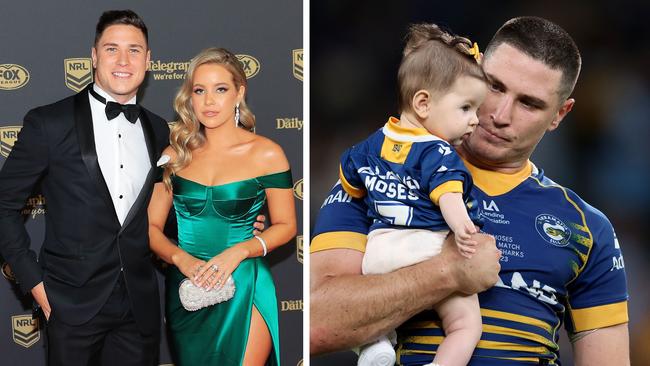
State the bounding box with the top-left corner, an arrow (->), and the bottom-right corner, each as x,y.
163,47 -> 255,190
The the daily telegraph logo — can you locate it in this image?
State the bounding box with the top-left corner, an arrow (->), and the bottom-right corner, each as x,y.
22,194 -> 46,219
236,54 -> 260,79
296,235 -> 303,264
293,178 -> 303,200
1,262 -> 16,282
276,117 -> 303,131
0,64 -> 30,90
292,49 -> 303,81
12,314 -> 40,348
280,299 -> 303,312
64,58 -> 93,92
148,60 -> 190,81
0,126 -> 22,158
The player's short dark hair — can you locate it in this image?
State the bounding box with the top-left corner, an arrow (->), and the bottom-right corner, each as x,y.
398,23 -> 485,114
484,16 -> 581,100
94,10 -> 148,47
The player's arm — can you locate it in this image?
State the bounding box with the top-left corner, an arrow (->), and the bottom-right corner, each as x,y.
311,233 -> 499,354
572,323 -> 629,365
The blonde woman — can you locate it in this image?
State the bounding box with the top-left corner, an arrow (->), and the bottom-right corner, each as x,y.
148,48 -> 296,365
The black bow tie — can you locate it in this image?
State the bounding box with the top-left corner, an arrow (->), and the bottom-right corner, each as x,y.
88,87 -> 141,124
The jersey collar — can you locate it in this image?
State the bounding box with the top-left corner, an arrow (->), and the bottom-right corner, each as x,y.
463,158 -> 534,196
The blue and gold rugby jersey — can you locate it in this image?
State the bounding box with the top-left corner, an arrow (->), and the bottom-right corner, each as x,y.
311,160 -> 629,365
338,117 -> 478,232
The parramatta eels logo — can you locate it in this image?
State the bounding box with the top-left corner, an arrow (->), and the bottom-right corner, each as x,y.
64,58 -> 93,92
2,262 -> 16,282
0,126 -> 22,158
236,54 -> 260,79
12,314 -> 40,348
292,49 -> 303,81
0,64 -> 30,90
296,235 -> 303,264
293,178 -> 303,200
535,214 -> 571,247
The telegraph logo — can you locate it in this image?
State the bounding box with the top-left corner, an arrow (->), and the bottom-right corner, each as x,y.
12,314 -> 40,348
2,262 -> 16,282
0,64 -> 30,90
280,299 -> 303,312
276,117 -> 303,130
292,49 -> 303,81
236,54 -> 260,79
293,178 -> 303,200
0,126 -> 22,158
22,194 -> 46,219
64,58 -> 93,92
535,214 -> 571,247
296,235 -> 303,264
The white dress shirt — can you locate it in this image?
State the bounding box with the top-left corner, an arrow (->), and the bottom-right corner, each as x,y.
89,84 -> 151,225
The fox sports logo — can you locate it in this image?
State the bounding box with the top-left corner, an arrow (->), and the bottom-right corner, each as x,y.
535,214 -> 571,247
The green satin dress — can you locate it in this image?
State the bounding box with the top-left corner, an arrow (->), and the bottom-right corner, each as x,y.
165,170 -> 292,366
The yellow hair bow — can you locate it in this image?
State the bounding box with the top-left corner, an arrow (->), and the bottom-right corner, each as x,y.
468,42 -> 481,63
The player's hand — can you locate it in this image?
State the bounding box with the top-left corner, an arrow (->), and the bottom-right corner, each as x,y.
455,221 -> 478,258
31,282 -> 52,321
253,214 -> 266,235
442,232 -> 501,294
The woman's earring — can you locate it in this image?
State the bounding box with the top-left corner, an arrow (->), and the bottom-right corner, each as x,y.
235,103 -> 240,127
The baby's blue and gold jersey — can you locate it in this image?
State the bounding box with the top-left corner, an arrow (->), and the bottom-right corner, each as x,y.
339,117 -> 477,232
312,160 -> 629,365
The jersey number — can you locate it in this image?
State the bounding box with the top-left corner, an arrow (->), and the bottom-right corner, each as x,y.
374,201 -> 413,226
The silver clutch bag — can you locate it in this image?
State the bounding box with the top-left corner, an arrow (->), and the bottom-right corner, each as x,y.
178,276 -> 236,311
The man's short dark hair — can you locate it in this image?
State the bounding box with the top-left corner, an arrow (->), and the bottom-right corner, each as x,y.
94,10 -> 148,46
484,16 -> 581,100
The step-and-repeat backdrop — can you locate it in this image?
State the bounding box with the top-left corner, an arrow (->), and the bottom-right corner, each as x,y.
0,1 -> 303,365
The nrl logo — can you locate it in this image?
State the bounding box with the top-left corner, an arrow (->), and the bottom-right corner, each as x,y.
0,126 -> 22,158
12,314 -> 40,348
293,178 -> 303,200
296,235 -> 303,264
236,54 -> 260,79
64,58 -> 93,92
292,49 -> 303,81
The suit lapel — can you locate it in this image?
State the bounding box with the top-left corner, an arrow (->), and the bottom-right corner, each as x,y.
120,110 -> 158,230
74,85 -> 120,224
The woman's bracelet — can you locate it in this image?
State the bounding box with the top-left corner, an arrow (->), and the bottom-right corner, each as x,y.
254,235 -> 268,257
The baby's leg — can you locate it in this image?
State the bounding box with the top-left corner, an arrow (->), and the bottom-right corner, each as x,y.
430,294 -> 481,366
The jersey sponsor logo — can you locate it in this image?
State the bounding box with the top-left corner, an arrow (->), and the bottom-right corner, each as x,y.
535,214 -> 571,247
495,271 -> 558,305
482,199 -> 500,212
613,229 -> 620,249
321,185 -> 352,207
12,314 -> 40,348
0,126 -> 22,158
64,58 -> 93,92
236,54 -> 260,79
292,49 -> 303,81
358,166 -> 419,201
1,262 -> 16,282
0,64 -> 30,90
610,254 -> 625,271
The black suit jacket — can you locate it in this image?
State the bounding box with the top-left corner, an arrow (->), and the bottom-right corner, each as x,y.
0,85 -> 169,334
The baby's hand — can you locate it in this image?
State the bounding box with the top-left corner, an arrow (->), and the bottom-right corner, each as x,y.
455,221 -> 478,258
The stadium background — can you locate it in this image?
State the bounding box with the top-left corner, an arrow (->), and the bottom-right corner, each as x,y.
310,0 -> 649,364
0,0 -> 303,365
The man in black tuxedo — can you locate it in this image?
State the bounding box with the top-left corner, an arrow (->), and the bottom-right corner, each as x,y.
0,10 -> 168,366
